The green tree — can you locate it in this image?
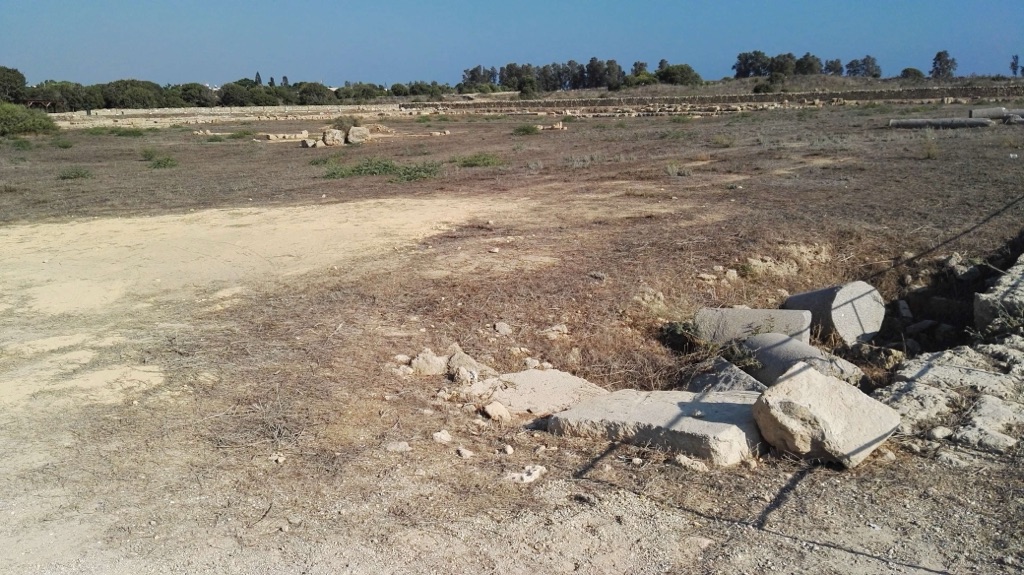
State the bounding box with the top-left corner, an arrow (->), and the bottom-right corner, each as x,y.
899,67 -> 926,81
1011,55 -> 1019,77
173,83 -> 217,107
268,77 -> 276,87
0,102 -> 57,135
605,59 -> 625,91
296,82 -> 336,104
217,82 -> 250,106
100,79 -> 165,108
769,53 -> 797,77
631,61 -> 648,76
0,66 -> 27,103
391,83 -> 409,96
733,51 -> 771,77
823,59 -> 844,75
656,63 -> 702,85
846,56 -> 881,78
255,71 -> 263,86
794,52 -> 823,75
930,51 -> 957,80
281,76 -> 289,87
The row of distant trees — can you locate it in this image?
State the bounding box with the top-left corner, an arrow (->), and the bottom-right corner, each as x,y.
0,51 -> 1020,111
0,66 -> 454,111
457,58 -> 702,96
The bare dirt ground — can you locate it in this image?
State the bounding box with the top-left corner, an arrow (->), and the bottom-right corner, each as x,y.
2,105 -> 1024,574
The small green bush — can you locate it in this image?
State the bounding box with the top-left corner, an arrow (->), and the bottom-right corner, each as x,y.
324,157 -> 440,182
10,138 -> 32,150
149,156 -> 178,169
206,135 -> 225,142
331,115 -> 362,133
109,127 -> 145,137
415,116 -> 433,124
0,102 -> 58,136
709,134 -> 735,148
58,167 -> 92,180
309,152 -> 346,166
140,148 -> 158,161
455,152 -> 502,167
226,130 -> 254,140
512,124 -> 540,136
669,116 -> 691,124
52,138 -> 73,149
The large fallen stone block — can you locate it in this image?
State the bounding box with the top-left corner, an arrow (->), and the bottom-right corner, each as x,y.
872,380 -> 959,433
548,389 -> 762,466
464,369 -> 608,416
322,129 -> 345,146
693,308 -> 812,344
347,126 -> 371,144
951,394 -> 1024,453
687,357 -> 767,393
974,252 -> 1024,331
783,281 -> 885,344
741,333 -> 864,386
753,362 -> 900,468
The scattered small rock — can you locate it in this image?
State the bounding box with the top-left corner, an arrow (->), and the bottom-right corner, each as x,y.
502,444 -> 515,455
927,426 -> 954,440
524,358 -> 541,369
673,454 -> 709,472
631,457 -> 644,466
494,322 -> 513,336
432,430 -> 452,444
456,447 -> 475,459
507,465 -> 547,483
483,401 -> 512,423
385,441 -> 412,453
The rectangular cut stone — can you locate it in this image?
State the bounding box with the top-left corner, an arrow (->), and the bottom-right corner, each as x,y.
548,389 -> 762,466
694,308 -> 812,344
753,362 -> 900,468
688,358 -> 767,393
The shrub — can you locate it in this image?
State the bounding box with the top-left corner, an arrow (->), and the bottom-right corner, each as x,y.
665,163 -> 692,177
52,138 -> 73,149
149,156 -> 178,168
58,167 -> 91,180
324,157 -> 440,182
669,116 -> 691,124
10,138 -> 32,150
709,134 -> 735,148
331,115 -> 362,133
455,152 -> 502,167
206,135 -> 225,142
0,102 -> 58,136
109,127 -> 145,137
140,148 -> 158,161
309,152 -> 346,166
226,130 -> 254,139
85,126 -> 108,136
512,124 -> 540,136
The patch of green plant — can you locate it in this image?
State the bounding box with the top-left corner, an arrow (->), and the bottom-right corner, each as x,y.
149,156 -> 178,169
796,108 -> 819,121
331,115 -> 362,133
0,102 -> 58,136
512,124 -> 540,136
226,130 -> 254,139
140,148 -> 158,161
614,120 -> 628,129
415,116 -> 433,124
709,134 -> 735,148
482,114 -> 507,121
657,130 -> 688,140
85,126 -> 108,136
561,115 -> 577,123
206,135 -> 225,142
665,163 -> 692,177
52,138 -> 73,149
58,166 -> 92,180
109,127 -> 145,137
323,157 -> 439,182
10,138 -> 32,150
454,152 -> 502,167
2,183 -> 19,194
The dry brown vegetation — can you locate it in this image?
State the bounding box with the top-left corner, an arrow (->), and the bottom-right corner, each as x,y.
2,103 -> 1024,573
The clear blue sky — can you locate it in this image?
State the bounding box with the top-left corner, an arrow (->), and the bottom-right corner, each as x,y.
1,0 -> 1018,86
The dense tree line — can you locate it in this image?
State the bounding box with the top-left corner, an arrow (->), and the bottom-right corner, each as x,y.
456,57 -> 702,96
0,67 -> 455,111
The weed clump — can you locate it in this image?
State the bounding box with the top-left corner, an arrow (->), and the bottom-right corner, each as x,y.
52,138 -> 73,149
140,148 -> 158,161
9,138 -> 32,150
324,157 -> 440,182
58,166 -> 92,180
512,124 -> 540,136
226,130 -> 254,140
331,115 -> 362,133
455,152 -> 502,167
149,156 -> 178,169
